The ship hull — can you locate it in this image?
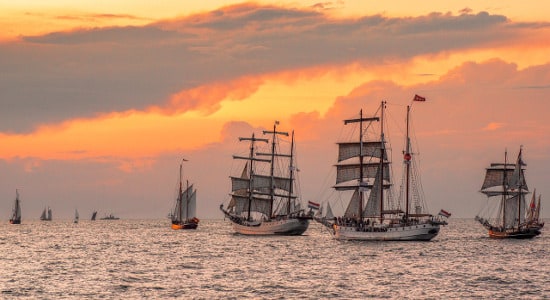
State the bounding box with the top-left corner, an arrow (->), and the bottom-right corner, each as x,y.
231,218 -> 310,236
488,228 -> 541,239
171,219 -> 199,230
333,223 -> 441,241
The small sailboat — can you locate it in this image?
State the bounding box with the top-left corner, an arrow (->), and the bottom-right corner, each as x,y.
476,147 -> 542,238
220,121 -> 311,235
9,189 -> 22,224
91,210 -> 97,221
526,190 -> 544,230
74,209 -> 79,223
171,158 -> 199,230
40,206 -> 52,221
316,99 -> 447,241
100,213 -> 119,220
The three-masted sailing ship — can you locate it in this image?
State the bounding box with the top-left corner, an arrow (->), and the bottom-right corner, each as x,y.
475,147 -> 542,238
171,158 -> 199,230
40,206 -> 52,221
9,189 -> 22,224
317,100 -> 447,241
220,122 -> 311,235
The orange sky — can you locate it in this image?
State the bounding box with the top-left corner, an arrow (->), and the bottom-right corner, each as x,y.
1,1 -> 549,219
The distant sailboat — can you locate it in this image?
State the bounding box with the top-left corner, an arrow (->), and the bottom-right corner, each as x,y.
476,147 -> 542,238
171,158 -> 199,230
220,121 -> 311,235
40,206 -> 52,221
91,211 -> 97,221
74,209 -> 79,224
100,213 -> 119,220
526,189 -> 545,230
9,189 -> 22,224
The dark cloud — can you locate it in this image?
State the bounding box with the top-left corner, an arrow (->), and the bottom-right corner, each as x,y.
1,3 -> 547,132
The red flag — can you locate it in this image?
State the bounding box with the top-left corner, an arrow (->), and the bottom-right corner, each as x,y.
413,94 -> 426,101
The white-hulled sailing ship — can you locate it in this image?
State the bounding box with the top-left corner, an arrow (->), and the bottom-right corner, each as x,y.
40,206 -> 52,221
316,99 -> 447,241
171,158 -> 199,230
220,122 -> 311,235
475,147 -> 542,238
9,189 -> 22,224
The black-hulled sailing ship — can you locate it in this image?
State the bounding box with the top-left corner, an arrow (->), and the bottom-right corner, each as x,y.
220,122 -> 310,235
476,147 -> 542,238
9,189 -> 22,224
40,206 -> 52,221
171,158 -> 199,230
316,100 -> 447,241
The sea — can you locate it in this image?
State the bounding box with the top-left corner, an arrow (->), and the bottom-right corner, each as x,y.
1,219 -> 548,299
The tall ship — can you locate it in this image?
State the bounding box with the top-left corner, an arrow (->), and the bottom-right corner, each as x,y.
9,189 -> 22,224
40,206 -> 52,221
475,147 -> 542,238
171,158 -> 199,230
220,122 -> 311,235
317,99 -> 448,241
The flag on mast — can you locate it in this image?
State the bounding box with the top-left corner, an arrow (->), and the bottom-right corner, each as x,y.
438,209 -> 451,218
413,94 -> 426,101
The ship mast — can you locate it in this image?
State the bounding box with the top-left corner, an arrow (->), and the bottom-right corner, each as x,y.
186,179 -> 189,221
234,134 -> 269,221
261,122 -> 289,218
516,147 -> 523,230
379,101 -> 386,220
404,105 -> 412,222
287,131 -> 295,215
178,161 -> 183,223
502,150 -> 507,228
344,108 -> 380,220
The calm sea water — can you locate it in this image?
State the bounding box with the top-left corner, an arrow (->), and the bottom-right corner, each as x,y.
0,219 -> 548,299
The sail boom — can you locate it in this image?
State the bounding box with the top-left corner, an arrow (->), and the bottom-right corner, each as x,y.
239,137 -> 269,143
262,130 -> 289,136
344,117 -> 379,124
232,155 -> 271,163
256,152 -> 292,158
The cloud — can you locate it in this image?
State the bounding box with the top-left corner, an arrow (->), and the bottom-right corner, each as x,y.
483,122 -> 505,131
2,3 -> 549,133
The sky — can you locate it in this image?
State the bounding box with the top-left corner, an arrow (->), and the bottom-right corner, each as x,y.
1,1 -> 549,220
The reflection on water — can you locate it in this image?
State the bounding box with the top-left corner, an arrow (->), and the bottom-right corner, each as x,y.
0,219 -> 548,299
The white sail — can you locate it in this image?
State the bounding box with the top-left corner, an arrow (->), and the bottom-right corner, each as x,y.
503,195 -> 526,228
324,202 -> 334,219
